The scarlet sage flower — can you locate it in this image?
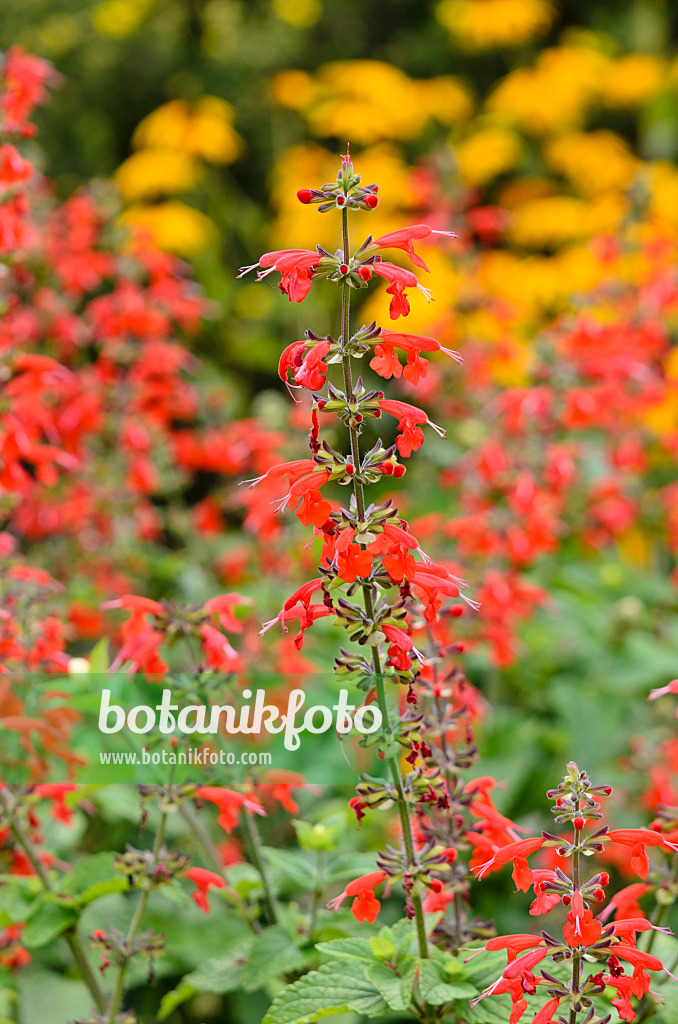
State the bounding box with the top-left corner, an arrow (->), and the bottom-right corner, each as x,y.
196,786 -> 266,833
369,329 -> 461,384
34,783 -> 77,823
604,828 -> 678,879
378,399 -> 445,458
186,866 -> 226,913
327,870 -> 387,924
369,262 -> 432,320
470,836 -> 546,885
373,224 -> 457,272
237,249 -> 321,303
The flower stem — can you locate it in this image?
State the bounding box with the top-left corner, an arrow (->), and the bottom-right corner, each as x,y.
106,806 -> 169,1024
240,807 -> 281,925
339,207 -> 428,960
570,816 -> 582,1024
1,798 -> 107,1013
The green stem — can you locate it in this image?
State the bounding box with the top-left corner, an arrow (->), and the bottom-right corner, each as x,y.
240,808 -> 281,925
2,801 -> 107,1013
338,207 -> 429,961
570,818 -> 581,1024
106,810 -> 168,1024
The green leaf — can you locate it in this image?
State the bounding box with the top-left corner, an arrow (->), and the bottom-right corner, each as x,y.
456,994 -> 513,1024
240,926 -> 305,991
315,937 -> 375,962
158,981 -> 199,1021
417,960 -> 478,1006
183,947 -> 252,995
60,852 -> 128,906
88,638 -> 110,674
261,847 -> 315,890
364,962 -> 410,1011
22,902 -> 77,949
369,934 -> 397,961
263,960 -> 388,1024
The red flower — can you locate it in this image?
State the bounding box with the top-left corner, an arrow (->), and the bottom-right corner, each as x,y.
369,329 -> 461,384
327,870 -> 386,923
197,786 -> 266,833
379,399 -> 445,458
370,261 -> 432,319
374,224 -> 457,272
238,249 -> 321,303
186,866 -> 226,913
33,783 -> 77,824
471,837 -> 546,883
336,542 -> 373,583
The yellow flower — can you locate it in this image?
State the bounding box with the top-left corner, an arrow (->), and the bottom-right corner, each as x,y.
510,193 -> 625,248
457,127 -> 523,185
436,0 -> 554,49
545,131 -> 638,196
273,0 -> 322,28
278,61 -> 472,144
113,150 -> 202,201
488,45 -> 610,133
270,70 -> 320,111
602,54 -> 666,108
118,202 -> 215,255
92,0 -> 154,38
132,98 -> 243,163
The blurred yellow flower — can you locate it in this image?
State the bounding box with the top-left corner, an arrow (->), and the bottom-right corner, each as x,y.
545,131 -> 638,196
270,70 -> 320,110
488,45 -> 610,133
92,0 -> 154,38
119,202 -> 216,255
274,61 -> 472,144
510,193 -> 625,248
648,163 -> 678,232
114,149 -> 202,201
457,127 -> 523,185
436,0 -> 554,49
273,0 -> 322,28
602,54 -> 666,108
133,97 -> 243,163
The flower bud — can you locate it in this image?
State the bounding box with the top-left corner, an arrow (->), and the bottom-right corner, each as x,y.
574,816 -> 585,830
364,194 -> 379,209
380,461 -> 394,476
336,195 -> 346,207
339,263 -> 349,274
297,189 -> 313,204
393,464 -> 406,478
357,265 -> 372,281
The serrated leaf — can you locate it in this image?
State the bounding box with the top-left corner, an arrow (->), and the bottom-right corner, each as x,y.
418,959 -> 477,1006
364,961 -> 409,1011
22,902 -> 77,949
262,960 -> 388,1024
158,981 -> 199,1021
455,993 -> 513,1024
241,926 -> 305,992
315,937 -> 374,962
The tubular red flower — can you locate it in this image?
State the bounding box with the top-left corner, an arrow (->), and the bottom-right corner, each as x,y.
370,261 -> 432,320
238,249 -> 320,303
186,866 -> 226,913
374,224 -> 457,272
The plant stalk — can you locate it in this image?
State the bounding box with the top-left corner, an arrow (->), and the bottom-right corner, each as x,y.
339,207 -> 429,960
